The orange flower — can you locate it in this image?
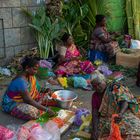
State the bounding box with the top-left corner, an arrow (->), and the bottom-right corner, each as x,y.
52,117 -> 64,128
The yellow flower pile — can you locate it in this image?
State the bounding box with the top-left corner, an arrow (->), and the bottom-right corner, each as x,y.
94,60 -> 103,66
57,77 -> 68,88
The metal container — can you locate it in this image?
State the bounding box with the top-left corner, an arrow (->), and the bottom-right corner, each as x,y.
53,90 -> 78,109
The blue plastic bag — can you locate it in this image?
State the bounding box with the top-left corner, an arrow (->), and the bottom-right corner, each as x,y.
73,77 -> 88,89
88,50 -> 108,62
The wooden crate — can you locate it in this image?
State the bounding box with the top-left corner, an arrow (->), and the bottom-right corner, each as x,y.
116,49 -> 140,68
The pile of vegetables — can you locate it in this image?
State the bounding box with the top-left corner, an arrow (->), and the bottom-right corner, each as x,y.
121,48 -> 132,54
109,64 -> 137,77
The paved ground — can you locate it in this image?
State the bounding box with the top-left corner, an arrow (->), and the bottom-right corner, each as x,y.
0,76 -> 139,139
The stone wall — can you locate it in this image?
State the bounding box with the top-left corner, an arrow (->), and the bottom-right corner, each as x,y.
0,0 -> 45,66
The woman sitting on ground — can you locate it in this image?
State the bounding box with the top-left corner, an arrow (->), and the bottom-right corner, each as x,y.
91,73 -> 140,140
2,57 -> 55,120
55,33 -> 95,76
89,15 -> 119,61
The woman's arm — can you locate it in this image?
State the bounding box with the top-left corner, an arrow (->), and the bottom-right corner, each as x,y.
100,36 -> 112,43
119,101 -> 128,115
21,91 -> 55,116
91,108 -> 100,140
115,101 -> 128,123
65,56 -> 81,62
95,28 -> 112,43
21,91 -> 46,111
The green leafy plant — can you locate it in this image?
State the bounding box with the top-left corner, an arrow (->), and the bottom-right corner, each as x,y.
79,0 -> 97,28
22,6 -> 63,59
60,0 -> 89,47
121,48 -> 132,54
109,64 -> 137,77
77,0 -> 97,49
97,0 -> 126,32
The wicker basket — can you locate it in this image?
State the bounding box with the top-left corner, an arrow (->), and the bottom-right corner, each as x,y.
116,49 -> 140,68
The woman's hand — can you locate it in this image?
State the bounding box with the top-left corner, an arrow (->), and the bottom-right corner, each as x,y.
115,100 -> 128,124
47,108 -> 56,117
70,57 -> 78,61
110,32 -> 121,36
40,88 -> 51,94
114,113 -> 123,124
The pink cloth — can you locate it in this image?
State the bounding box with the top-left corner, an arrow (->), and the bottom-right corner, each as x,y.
0,125 -> 14,140
55,44 -> 95,76
65,44 -> 80,59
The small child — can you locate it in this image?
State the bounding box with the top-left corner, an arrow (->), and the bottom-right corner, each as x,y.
136,62 -> 140,87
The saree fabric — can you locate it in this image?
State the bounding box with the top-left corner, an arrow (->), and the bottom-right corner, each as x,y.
55,44 -> 95,76
2,76 -> 47,120
90,27 -> 119,58
92,82 -> 140,137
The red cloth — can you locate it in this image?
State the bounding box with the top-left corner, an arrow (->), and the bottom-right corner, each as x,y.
108,114 -> 123,140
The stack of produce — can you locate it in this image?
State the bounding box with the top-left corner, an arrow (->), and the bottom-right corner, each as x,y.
8,47 -> 38,74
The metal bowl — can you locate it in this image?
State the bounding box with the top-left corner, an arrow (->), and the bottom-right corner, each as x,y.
53,90 -> 78,109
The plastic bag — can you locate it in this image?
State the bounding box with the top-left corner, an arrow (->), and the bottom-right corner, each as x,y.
130,39 -> 140,49
74,108 -> 90,126
29,123 -> 53,140
0,67 -> 11,76
44,120 -> 60,140
97,64 -> 112,76
88,50 -> 108,62
79,114 -> 92,131
39,60 -> 52,69
73,77 -> 88,89
0,125 -> 14,140
90,70 -> 106,83
17,126 -> 30,140
52,117 -> 64,128
47,71 -> 56,77
57,77 -> 68,88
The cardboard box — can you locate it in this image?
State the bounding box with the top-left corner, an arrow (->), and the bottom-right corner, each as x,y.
116,49 -> 140,68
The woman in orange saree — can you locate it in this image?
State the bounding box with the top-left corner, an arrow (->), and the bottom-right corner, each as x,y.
2,57 -> 55,120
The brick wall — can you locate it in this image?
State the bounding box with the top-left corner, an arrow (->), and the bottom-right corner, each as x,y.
0,0 -> 45,66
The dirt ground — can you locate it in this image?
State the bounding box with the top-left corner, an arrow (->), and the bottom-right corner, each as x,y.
0,76 -> 139,139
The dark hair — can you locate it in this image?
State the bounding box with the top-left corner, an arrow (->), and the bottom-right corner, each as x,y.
95,15 -> 105,23
61,33 -> 71,42
21,56 -> 38,70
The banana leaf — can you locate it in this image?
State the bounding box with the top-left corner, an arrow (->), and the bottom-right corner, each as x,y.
22,6 -> 63,59
36,107 -> 61,124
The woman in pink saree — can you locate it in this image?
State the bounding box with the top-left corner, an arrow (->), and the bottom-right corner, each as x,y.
55,33 -> 95,76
